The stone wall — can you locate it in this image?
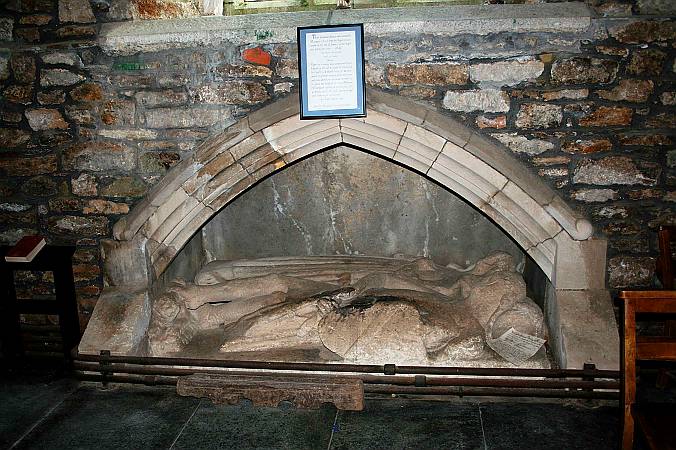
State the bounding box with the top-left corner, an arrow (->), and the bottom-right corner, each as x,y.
0,0 -> 674,329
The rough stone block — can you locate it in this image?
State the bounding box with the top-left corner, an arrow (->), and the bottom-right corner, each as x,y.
10,53 -> 36,84
78,285 -> 150,356
275,59 -> 298,79
0,17 -> 13,41
608,256 -> 655,288
476,115 -> 506,129
562,138 -> 612,154
469,58 -> 544,87
597,79 -> 653,103
144,107 -> 231,129
193,82 -> 268,105
0,54 -> 9,80
0,127 -> 30,147
100,176 -> 147,198
70,173 -> 98,197
135,90 -> 189,108
2,156 -> 56,178
573,156 -> 659,186
38,90 -> 66,105
515,103 -> 562,129
541,89 -> 588,101
579,106 -> 633,127
551,57 -> 617,85
4,84 -> 34,105
101,99 -> 136,127
636,0 -> 676,14
59,0 -> 96,23
215,63 -> 272,79
41,51 -> 83,67
442,89 -> 510,113
63,141 -> 136,172
492,133 -> 553,155
387,62 -> 468,87
609,20 -> 675,44
571,188 -> 618,203
69,83 -> 104,102
25,108 -> 68,131
83,199 -> 129,215
40,68 -> 85,86
47,214 -> 108,236
627,48 -> 666,76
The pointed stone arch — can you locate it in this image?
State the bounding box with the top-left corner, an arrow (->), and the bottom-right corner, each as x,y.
112,89 -> 596,288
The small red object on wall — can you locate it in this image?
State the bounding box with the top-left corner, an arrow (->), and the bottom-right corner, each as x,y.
242,47 -> 271,66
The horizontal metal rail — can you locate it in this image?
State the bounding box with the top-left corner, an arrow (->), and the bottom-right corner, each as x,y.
73,372 -> 618,400
72,349 -> 620,400
71,350 -> 619,379
73,361 -> 619,390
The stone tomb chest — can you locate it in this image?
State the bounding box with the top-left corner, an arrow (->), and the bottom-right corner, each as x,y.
79,91 -> 619,371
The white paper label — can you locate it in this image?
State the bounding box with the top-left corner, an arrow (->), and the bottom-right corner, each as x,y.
487,327 -> 546,365
305,30 -> 358,112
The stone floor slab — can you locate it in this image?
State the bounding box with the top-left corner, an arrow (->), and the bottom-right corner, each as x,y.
0,375 -> 77,448
480,401 -> 618,450
171,400 -> 336,450
330,399 -> 485,450
12,384 -> 199,450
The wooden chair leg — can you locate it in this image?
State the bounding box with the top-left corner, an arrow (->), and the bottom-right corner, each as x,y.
622,298 -> 637,450
623,406 -> 635,450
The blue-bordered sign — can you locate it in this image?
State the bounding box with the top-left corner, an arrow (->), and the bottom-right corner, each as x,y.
298,24 -> 366,120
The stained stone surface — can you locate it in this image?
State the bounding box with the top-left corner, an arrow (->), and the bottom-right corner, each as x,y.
58,0 -> 96,23
442,89 -> 510,113
492,133 -> 554,155
40,68 -> 85,87
196,147 -> 524,269
573,157 -> 660,186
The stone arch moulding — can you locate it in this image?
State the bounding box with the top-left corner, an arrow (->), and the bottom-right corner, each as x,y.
110,89 -> 601,289
96,89 -> 619,370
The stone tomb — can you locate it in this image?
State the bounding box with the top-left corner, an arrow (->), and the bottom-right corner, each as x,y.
79,91 -> 619,371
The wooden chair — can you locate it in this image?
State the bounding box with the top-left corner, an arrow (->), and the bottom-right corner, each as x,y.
620,290 -> 676,450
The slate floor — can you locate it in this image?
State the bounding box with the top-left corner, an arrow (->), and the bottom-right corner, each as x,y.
0,366 -> 636,450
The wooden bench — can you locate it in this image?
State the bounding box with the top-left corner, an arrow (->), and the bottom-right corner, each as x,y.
620,290 -> 676,450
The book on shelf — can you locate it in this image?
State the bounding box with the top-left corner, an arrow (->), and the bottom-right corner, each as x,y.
4,235 -> 46,263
